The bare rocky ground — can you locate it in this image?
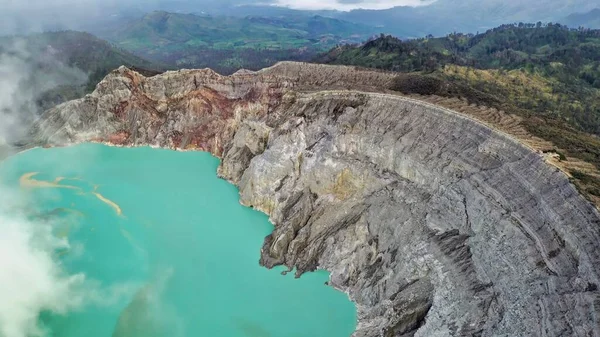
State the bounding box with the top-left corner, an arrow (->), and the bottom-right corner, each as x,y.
31,62 -> 600,337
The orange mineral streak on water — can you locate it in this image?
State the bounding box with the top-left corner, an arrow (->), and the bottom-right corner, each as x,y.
19,172 -> 81,190
92,185 -> 124,216
20,172 -> 124,216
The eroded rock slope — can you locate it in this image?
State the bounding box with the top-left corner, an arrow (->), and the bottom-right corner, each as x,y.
32,62 -> 600,337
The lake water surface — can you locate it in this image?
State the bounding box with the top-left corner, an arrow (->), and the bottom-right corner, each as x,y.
0,143 -> 356,337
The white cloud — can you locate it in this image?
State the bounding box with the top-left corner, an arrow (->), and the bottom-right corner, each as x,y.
272,0 -> 434,11
0,0 -> 151,34
0,192 -> 86,337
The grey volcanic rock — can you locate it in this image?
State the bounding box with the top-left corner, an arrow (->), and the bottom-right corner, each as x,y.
31,62 -> 600,337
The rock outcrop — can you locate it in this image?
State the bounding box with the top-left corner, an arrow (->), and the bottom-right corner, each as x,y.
31,62 -> 600,337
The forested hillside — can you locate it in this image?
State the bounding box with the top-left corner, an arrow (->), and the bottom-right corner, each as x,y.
318,23 -> 600,201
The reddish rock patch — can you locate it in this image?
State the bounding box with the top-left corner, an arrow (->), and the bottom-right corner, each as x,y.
107,131 -> 131,145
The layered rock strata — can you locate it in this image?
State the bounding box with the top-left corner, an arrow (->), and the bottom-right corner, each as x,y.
32,62 -> 600,337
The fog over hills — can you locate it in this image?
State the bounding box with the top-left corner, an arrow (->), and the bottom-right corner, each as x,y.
321,0 -> 600,37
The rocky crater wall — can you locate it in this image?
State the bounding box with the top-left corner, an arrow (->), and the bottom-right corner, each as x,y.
31,63 -> 600,337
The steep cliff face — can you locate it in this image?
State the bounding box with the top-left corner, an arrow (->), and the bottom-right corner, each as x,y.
32,62 -> 600,337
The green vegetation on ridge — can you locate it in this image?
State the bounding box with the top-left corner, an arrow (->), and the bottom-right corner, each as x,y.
319,24 -> 600,134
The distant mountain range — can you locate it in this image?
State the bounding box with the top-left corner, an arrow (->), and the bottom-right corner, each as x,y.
97,11 -> 378,73
565,9 -> 600,29
311,0 -> 599,37
102,11 -> 375,50
206,1 -> 600,37
2,1 -> 599,38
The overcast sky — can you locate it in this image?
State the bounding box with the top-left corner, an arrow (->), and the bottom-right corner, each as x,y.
271,0 -> 433,10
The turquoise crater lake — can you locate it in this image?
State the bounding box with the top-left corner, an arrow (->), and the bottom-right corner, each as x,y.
0,143 -> 357,337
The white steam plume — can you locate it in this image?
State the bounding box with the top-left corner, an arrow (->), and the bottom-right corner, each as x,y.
0,39 -> 87,145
